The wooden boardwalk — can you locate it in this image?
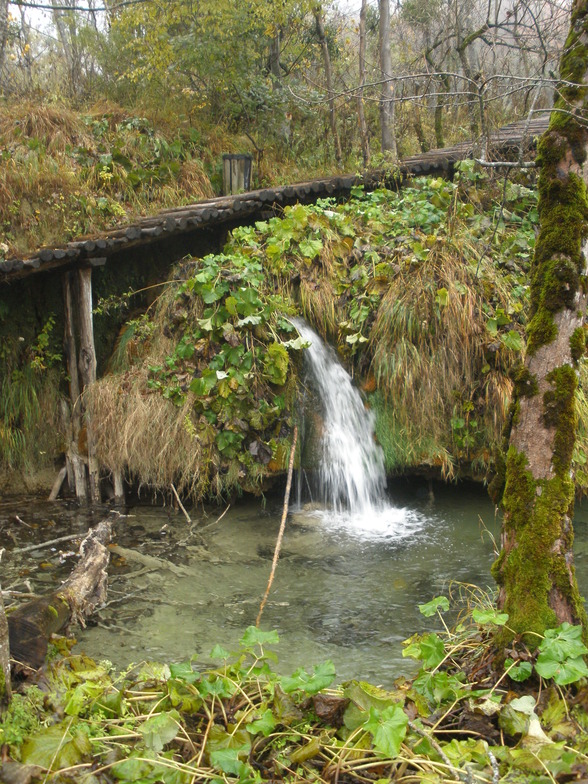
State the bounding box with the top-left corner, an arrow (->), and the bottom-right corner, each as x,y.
0,115 -> 549,283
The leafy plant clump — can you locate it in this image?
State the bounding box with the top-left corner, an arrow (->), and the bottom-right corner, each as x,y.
85,253 -> 305,501
86,164 -> 558,499
4,594 -> 588,784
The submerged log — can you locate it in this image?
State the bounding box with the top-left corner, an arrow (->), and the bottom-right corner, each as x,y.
7,519 -> 113,670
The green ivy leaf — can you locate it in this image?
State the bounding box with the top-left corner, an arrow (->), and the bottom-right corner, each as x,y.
363,704 -> 408,758
138,711 -> 180,753
280,660 -> 336,694
418,596 -> 449,617
247,709 -> 277,737
472,608 -> 509,626
240,627 -> 280,647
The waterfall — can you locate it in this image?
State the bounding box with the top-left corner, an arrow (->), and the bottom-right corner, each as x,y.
293,319 -> 386,517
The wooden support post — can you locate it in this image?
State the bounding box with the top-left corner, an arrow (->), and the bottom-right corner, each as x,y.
113,470 -> 125,505
77,268 -> 101,503
63,272 -> 88,501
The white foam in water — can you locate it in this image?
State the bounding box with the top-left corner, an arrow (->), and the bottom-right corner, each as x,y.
293,318 -> 422,539
317,504 -> 425,542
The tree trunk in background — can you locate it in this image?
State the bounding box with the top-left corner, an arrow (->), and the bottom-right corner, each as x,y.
492,0 -> 588,642
269,31 -> 281,88
378,0 -> 397,157
52,0 -> 83,96
358,0 -> 370,168
0,0 -> 8,89
314,6 -> 342,164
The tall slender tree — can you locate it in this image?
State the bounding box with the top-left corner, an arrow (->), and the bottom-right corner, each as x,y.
378,0 -> 397,157
314,4 -> 342,163
357,0 -> 370,167
492,0 -> 588,641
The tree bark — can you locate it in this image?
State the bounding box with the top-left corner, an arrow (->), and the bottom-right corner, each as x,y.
492,0 -> 588,642
0,552 -> 11,710
7,519 -> 112,669
314,6 -> 342,164
378,0 -> 397,158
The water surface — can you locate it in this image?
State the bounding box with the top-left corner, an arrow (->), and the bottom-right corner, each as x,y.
2,483 -> 587,686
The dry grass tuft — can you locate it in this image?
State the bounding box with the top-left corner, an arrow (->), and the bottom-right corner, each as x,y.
0,102 -> 92,152
86,370 -> 213,499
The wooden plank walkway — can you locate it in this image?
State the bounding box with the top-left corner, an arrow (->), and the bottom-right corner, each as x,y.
0,115 -> 550,283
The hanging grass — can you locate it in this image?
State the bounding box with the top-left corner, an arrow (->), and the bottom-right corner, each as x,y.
368,241 -> 518,477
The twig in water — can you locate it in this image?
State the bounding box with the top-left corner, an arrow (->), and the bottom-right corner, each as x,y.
13,532 -> 83,554
256,426 -> 298,628
199,504 -> 230,531
171,483 -> 191,524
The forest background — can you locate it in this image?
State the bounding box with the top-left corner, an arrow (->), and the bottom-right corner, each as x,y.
0,0 -> 572,257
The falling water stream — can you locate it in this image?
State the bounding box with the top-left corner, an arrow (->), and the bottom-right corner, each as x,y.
293,318 -> 418,539
293,318 -> 386,515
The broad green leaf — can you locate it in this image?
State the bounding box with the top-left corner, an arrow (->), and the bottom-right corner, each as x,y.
418,596 -> 449,617
500,330 -> 523,352
247,709 -> 277,737
299,238 -> 323,258
168,662 -> 199,684
472,608 -> 509,626
435,287 -> 449,307
403,633 -> 445,669
240,626 -> 280,648
536,656 -> 588,685
505,659 -> 532,682
486,318 -> 498,336
263,342 -> 289,385
364,704 -> 408,758
280,660 -> 336,694
207,726 -> 251,774
209,644 -> 231,660
539,623 -> 588,661
21,724 -> 89,770
138,710 -> 180,752
412,670 -> 467,705
236,314 -> 262,327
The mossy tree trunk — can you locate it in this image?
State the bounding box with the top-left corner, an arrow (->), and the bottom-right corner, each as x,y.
492,0 -> 588,641
0,583 -> 11,710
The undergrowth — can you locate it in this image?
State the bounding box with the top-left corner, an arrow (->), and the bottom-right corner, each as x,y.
3,589 -> 588,783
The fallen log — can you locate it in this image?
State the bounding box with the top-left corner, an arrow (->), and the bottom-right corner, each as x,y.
7,518 -> 113,670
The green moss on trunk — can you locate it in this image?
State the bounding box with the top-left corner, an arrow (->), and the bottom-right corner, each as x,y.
493,446 -> 586,642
